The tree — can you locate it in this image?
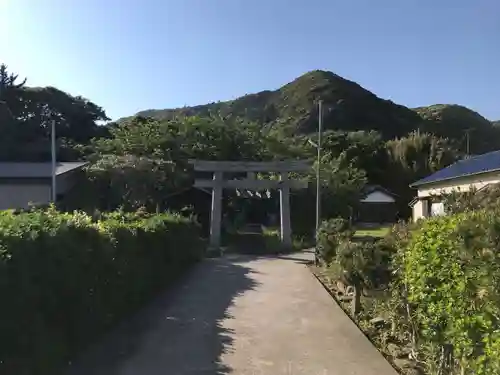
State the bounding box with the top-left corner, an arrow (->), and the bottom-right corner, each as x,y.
384,131 -> 460,216
0,63 -> 26,105
0,63 -> 109,161
0,64 -> 28,159
69,155 -> 182,212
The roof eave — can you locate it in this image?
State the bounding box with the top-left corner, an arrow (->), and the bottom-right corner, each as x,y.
56,162 -> 89,176
363,184 -> 398,198
410,167 -> 500,189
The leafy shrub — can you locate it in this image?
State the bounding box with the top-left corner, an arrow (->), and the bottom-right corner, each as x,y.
316,218 -> 353,263
363,241 -> 394,290
0,207 -> 204,375
320,220 -> 406,291
333,240 -> 367,285
396,211 -> 500,374
329,240 -> 392,290
442,183 -> 500,215
262,228 -> 283,253
366,221 -> 413,289
318,217 -> 396,298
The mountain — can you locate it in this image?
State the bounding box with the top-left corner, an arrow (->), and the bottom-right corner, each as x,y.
131,70 -> 422,138
413,104 -> 499,153
493,120 -> 500,127
123,70 -> 500,153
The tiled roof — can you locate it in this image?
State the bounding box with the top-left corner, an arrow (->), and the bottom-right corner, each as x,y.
410,150 -> 500,187
0,162 -> 87,178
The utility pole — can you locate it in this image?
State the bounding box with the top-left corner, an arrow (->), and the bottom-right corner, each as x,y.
315,100 -> 323,265
51,119 -> 57,203
466,130 -> 470,157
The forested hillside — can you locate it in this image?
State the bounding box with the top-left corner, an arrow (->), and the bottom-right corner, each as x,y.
1,63 -> 497,222
413,104 -> 499,153
130,71 -> 422,138
126,70 -> 500,154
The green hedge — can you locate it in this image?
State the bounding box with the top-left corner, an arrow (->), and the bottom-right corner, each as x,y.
399,212 -> 500,374
0,208 -> 204,375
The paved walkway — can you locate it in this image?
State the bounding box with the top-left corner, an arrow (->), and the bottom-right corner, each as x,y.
67,251 -> 397,375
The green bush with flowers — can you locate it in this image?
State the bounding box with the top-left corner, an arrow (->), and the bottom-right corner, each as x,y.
0,207 -> 204,375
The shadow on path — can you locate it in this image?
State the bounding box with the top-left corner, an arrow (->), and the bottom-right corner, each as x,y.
66,257 -> 259,375
275,255 -> 313,265
273,248 -> 315,265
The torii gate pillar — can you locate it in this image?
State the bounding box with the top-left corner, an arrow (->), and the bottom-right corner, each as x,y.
210,171 -> 223,249
279,171 -> 292,248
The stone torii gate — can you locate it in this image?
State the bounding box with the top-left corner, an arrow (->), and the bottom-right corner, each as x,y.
190,160 -> 311,249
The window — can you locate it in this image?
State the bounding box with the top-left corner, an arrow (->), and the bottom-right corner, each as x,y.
430,202 -> 445,216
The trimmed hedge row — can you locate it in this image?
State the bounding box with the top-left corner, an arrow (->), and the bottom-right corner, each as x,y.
0,208 -> 204,375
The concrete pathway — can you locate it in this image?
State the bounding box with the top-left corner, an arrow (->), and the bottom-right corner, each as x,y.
67,251 -> 397,375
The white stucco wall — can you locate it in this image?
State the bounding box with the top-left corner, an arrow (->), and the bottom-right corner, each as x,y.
0,184 -> 52,210
412,200 -> 428,222
0,173 -> 78,210
360,190 -> 395,203
416,171 -> 500,198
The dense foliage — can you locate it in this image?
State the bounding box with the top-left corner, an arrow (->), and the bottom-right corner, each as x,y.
442,183 -> 500,215
73,112 -> 463,224
0,208 -> 204,375
394,212 -> 500,374
316,218 -> 353,263
386,131 -> 459,213
414,104 -> 499,154
317,219 -> 393,290
71,116 -> 374,232
0,64 -> 109,162
315,181 -> 500,375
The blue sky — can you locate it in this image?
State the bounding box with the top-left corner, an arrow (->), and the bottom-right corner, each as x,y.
2,0 -> 499,121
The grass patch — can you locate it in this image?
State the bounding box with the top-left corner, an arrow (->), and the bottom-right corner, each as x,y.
221,226 -> 313,255
353,226 -> 390,238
